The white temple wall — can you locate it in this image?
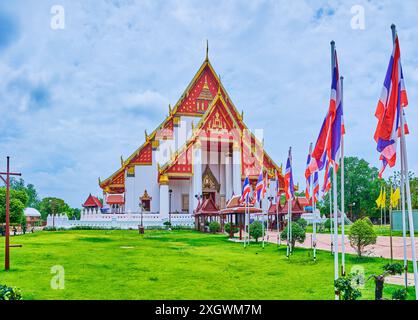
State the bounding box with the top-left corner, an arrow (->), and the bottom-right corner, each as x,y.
169,179 -> 191,213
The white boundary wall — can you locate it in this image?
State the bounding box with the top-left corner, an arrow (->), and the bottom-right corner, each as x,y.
46,213 -> 195,229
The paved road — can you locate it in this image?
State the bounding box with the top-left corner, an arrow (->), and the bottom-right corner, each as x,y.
265,230 -> 418,261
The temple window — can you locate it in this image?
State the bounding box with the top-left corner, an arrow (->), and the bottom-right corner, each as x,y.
182,194 -> 189,213
140,190 -> 152,212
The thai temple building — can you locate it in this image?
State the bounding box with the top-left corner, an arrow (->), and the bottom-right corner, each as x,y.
47,47 -> 288,229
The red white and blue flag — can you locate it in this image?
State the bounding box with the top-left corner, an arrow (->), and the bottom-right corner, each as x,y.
275,170 -> 281,203
374,34 -> 409,178
313,171 -> 319,205
308,45 -> 344,175
305,143 -> 313,200
262,172 -> 268,199
321,160 -> 332,195
284,148 -> 295,201
256,170 -> 264,203
241,175 -> 251,204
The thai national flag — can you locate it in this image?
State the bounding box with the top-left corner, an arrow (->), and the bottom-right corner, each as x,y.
308,45 -> 344,174
312,172 -> 319,205
328,50 -> 344,167
262,172 -> 268,199
275,170 -> 281,202
374,34 -> 409,178
241,175 -> 251,204
322,160 -> 332,195
284,148 -> 295,201
256,170 -> 264,202
305,143 -> 313,200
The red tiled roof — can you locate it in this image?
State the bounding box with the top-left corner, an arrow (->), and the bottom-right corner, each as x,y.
195,197 -> 219,215
280,198 -> 305,214
83,194 -> 103,208
220,195 -> 262,215
106,194 -> 125,205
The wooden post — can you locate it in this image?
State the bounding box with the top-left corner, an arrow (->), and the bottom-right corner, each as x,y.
0,157 -> 22,271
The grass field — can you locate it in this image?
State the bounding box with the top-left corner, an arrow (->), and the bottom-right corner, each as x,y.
0,230 -> 415,300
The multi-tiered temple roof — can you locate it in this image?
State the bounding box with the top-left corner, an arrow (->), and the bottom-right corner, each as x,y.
99,49 -> 284,194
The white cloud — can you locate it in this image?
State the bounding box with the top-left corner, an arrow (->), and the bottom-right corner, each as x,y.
1,0 -> 418,207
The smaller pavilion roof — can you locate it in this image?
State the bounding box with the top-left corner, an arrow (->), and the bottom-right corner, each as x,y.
220,195 -> 262,215
195,197 -> 219,216
83,194 -> 103,208
106,194 -> 125,205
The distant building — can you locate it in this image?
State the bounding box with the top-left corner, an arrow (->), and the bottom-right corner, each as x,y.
24,208 -> 41,227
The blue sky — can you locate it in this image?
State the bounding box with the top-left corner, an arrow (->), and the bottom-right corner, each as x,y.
1,0 -> 418,207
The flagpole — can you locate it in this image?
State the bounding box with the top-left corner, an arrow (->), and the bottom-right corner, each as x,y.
289,198 -> 293,255
390,200 -> 393,262
340,75 -> 346,276
286,199 -> 290,258
393,24 -> 418,299
244,201 -> 247,248
391,24 -> 409,291
330,180 -> 334,255
331,40 -> 339,300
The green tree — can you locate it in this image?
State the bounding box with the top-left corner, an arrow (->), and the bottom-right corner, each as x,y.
296,218 -> 307,230
249,221 -> 263,243
224,222 -> 238,236
348,217 -> 377,257
324,218 -> 332,232
208,221 -> 220,233
319,157 -> 382,220
38,197 -> 69,220
0,188 -> 28,224
10,178 -> 40,208
280,223 -> 306,250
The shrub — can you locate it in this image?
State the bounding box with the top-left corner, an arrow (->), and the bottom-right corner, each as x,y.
348,217 -> 377,257
324,218 -> 332,232
249,221 -> 263,243
0,285 -> 22,300
392,288 -> 408,300
224,222 -> 238,236
163,221 -> 172,229
208,221 -> 221,233
280,222 -> 306,250
334,273 -> 362,300
296,218 -> 307,230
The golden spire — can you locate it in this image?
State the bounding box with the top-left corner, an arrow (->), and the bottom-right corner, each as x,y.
205,39 -> 209,61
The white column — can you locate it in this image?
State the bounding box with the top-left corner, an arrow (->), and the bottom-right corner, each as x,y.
193,140 -> 202,210
232,142 -> 242,196
225,153 -> 232,201
159,176 -> 169,220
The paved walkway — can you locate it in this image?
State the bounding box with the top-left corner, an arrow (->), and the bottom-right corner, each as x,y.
264,230 -> 418,261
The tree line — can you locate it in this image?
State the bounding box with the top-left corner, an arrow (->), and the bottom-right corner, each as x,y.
0,178 -> 81,225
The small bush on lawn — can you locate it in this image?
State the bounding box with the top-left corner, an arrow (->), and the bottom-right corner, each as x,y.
392,288 -> 408,300
324,218 -> 332,232
224,222 -> 238,236
208,221 -> 221,233
334,273 -> 362,300
349,217 -> 377,257
280,222 -> 306,250
250,221 -> 263,243
0,285 -> 22,300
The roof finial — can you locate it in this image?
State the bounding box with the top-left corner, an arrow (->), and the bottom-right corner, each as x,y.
217,74 -> 221,96
168,103 -> 172,115
120,156 -> 124,167
206,39 -> 209,61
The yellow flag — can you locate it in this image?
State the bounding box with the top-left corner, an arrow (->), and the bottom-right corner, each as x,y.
391,187 -> 400,208
382,188 -> 387,208
376,187 -> 383,208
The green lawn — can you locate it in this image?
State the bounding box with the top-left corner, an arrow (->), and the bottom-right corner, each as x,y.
0,230 -> 414,300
